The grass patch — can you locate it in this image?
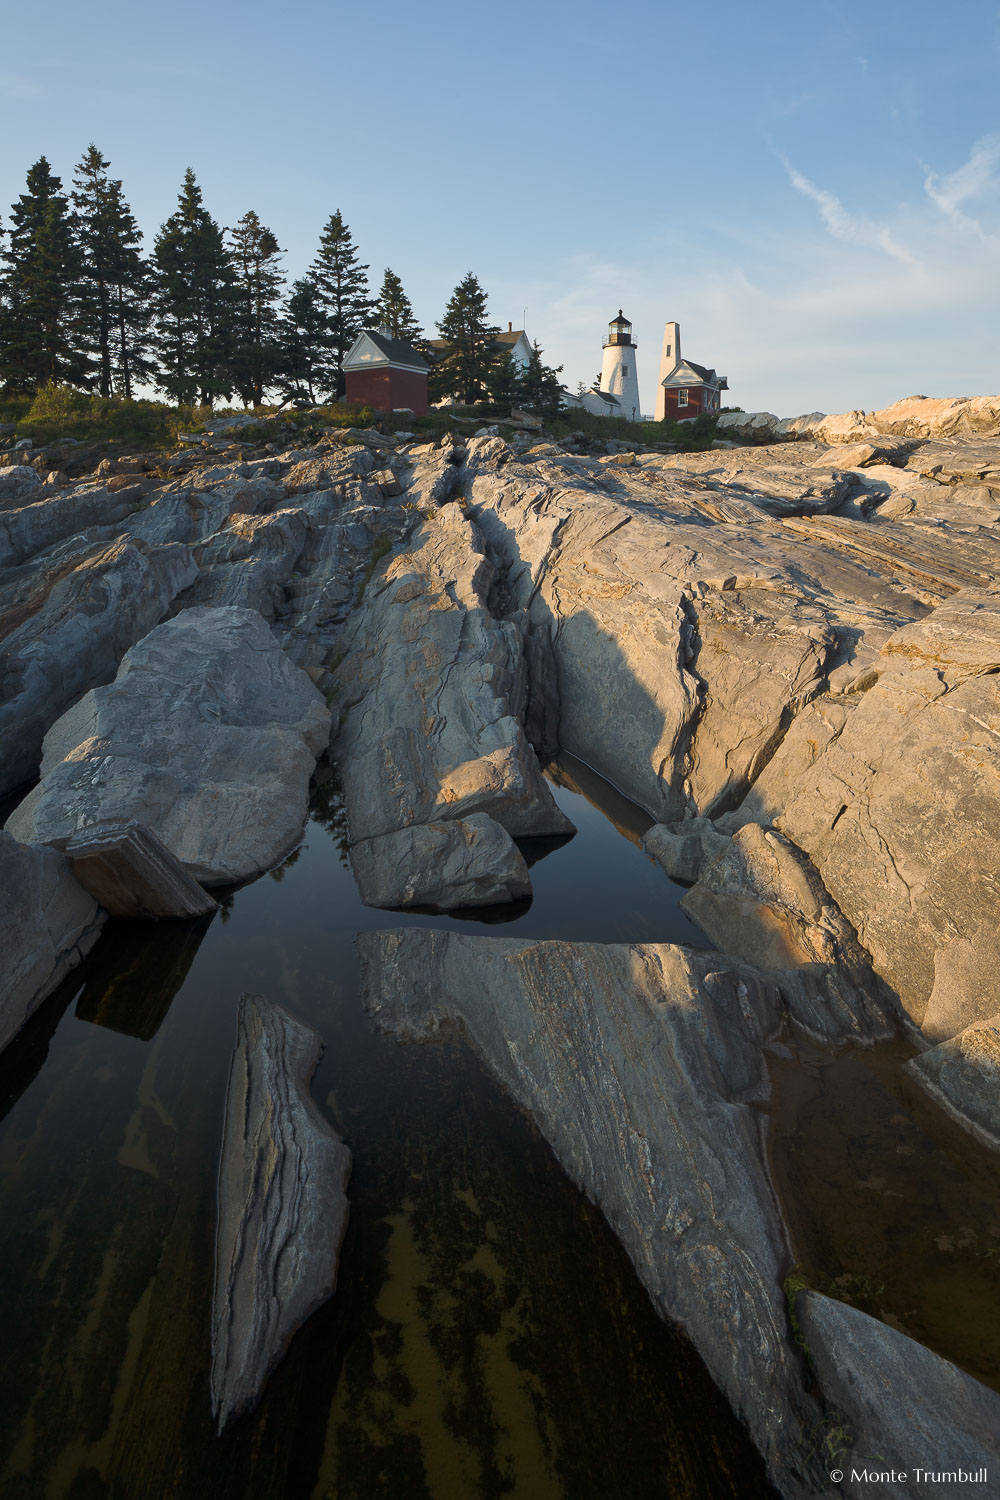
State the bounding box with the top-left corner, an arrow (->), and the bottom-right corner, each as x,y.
4,384 -> 211,451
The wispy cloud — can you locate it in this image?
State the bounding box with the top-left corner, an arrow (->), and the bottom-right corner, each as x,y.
924,133 -> 1000,238
780,155 -> 919,267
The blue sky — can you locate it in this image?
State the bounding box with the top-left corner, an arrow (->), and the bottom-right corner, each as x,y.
2,0 -> 998,415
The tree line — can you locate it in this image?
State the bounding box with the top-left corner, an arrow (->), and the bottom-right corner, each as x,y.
0,148 -> 564,414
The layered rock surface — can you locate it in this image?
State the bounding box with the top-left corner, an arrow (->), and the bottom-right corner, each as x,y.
332,497 -> 573,909
211,993 -> 351,1431
7,607 -> 331,886
0,830 -> 105,1052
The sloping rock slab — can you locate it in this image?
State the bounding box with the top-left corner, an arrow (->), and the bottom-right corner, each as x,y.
682,823 -> 897,1044
65,820 -> 217,919
907,1016 -> 1000,1150
796,1292 -> 1000,1499
0,830 -> 105,1054
360,929 -> 822,1495
0,536 -> 197,797
350,813 -> 530,910
335,504 -> 572,843
7,607 -> 331,887
211,993 -> 351,1431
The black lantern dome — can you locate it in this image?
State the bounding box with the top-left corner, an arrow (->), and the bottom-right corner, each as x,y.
604,309 -> 635,348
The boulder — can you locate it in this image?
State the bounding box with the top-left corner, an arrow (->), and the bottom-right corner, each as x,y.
334,505 -> 573,854
349,813 -> 531,910
360,929 -> 823,1495
643,817 -> 731,883
0,465 -> 43,506
0,830 -> 105,1055
0,536 -> 198,797
211,993 -> 351,1431
907,1015 -> 1000,1150
65,819 -> 217,920
7,607 -> 331,887
370,468 -> 402,498
795,1292 -> 1000,1499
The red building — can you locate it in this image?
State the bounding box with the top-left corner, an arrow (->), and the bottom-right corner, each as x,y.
343,327 -> 429,415
655,320 -> 728,422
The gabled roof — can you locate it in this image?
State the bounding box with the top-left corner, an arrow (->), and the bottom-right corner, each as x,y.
590,389 -> 621,406
344,329 -> 429,372
661,356 -> 728,390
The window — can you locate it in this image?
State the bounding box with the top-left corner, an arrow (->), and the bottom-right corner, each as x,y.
677,389 -> 689,407
621,364 -> 629,376
665,344 -> 671,358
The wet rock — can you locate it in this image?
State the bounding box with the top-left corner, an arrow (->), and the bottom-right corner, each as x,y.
907,1016 -> 1000,1150
0,536 -> 197,797
795,1291 -> 1000,1499
681,823 -> 896,1044
211,993 -> 351,1432
360,928 -> 822,1495
65,819 -> 217,920
350,813 -> 530,910
0,830 -> 105,1054
643,817 -> 731,883
7,607 -> 331,887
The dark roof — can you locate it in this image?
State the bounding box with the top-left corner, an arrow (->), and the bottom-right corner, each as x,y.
357,329 -> 429,371
591,389 -> 621,405
610,309 -> 631,324
426,329 -> 525,352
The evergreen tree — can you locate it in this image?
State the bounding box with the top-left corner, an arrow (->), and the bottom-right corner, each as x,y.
72,145 -> 154,399
374,267 -> 422,342
0,157 -> 85,394
431,271 -> 500,405
277,277 -> 329,405
308,210 -> 374,398
228,210 -> 285,407
151,169 -> 236,406
517,340 -> 564,417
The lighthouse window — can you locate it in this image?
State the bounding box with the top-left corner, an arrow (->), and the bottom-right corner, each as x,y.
622,364 -> 629,376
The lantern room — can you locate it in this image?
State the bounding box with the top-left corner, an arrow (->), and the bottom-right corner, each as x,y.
604,310 -> 635,348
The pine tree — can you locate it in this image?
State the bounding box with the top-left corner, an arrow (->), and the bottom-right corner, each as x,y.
72,145 -> 154,400
228,210 -> 285,407
308,210 -> 374,398
517,340 -> 564,417
374,267 -> 422,342
151,169 -> 236,406
0,157 -> 85,394
432,271 -> 500,405
277,278 -> 329,406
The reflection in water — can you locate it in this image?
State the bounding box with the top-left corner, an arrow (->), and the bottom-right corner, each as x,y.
75,913 -> 216,1040
767,1036 -> 1000,1392
0,757 -> 772,1500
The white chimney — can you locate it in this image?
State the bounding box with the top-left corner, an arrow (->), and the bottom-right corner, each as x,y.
656,322 -> 681,421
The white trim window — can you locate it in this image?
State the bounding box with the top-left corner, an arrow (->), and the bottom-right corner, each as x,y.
677,388 -> 689,407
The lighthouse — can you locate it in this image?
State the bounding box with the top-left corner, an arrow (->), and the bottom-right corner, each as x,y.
599,310 -> 641,421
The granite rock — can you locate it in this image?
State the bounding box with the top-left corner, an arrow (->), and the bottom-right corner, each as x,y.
211,993 -> 351,1431
7,607 -> 331,887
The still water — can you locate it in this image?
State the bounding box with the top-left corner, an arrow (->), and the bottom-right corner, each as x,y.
0,756 -> 776,1500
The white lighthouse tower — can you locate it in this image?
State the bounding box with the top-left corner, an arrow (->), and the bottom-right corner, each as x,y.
599,310 -> 642,421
